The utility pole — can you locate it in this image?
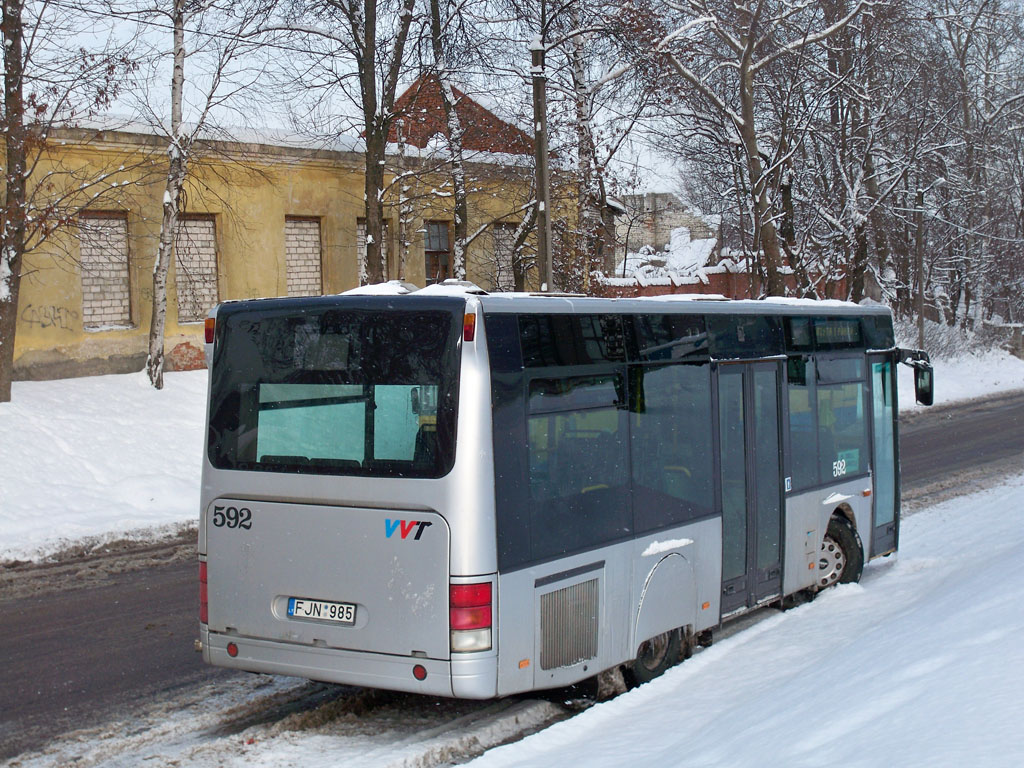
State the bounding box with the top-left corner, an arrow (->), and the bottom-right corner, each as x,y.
915,187 -> 925,350
530,27 -> 553,292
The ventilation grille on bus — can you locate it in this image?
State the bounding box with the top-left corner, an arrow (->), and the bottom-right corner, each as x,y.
539,578 -> 599,670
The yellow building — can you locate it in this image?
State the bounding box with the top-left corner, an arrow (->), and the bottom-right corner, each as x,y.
13,103 -> 547,380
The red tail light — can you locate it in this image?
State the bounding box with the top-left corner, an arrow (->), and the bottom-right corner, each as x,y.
450,582 -> 491,630
204,317 -> 216,344
199,561 -> 208,624
463,313 -> 476,342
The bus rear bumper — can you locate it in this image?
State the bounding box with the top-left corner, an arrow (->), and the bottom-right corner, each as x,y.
202,627 -> 495,699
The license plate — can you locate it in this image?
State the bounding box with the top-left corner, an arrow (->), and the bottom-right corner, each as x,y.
287,597 -> 356,625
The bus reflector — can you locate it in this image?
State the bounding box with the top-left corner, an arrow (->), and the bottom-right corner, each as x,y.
463,313 -> 476,342
227,642 -> 238,658
199,561 -> 208,624
413,664 -> 427,681
204,317 -> 216,344
450,582 -> 492,652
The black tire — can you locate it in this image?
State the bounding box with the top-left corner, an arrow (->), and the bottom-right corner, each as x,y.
625,629 -> 681,687
818,514 -> 864,589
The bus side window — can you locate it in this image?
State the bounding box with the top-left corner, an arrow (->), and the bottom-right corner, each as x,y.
630,363 -> 714,531
787,357 -> 818,492
816,382 -> 868,480
527,375 -> 631,559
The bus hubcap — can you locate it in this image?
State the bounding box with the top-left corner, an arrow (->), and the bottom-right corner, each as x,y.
638,633 -> 670,671
819,535 -> 846,588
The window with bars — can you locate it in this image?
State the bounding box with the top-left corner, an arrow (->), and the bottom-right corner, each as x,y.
425,221 -> 451,285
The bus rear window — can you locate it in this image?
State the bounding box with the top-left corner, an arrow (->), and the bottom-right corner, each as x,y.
208,305 -> 461,478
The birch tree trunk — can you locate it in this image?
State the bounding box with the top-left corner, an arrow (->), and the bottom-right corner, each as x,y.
146,0 -> 187,389
429,0 -> 468,280
0,0 -> 26,403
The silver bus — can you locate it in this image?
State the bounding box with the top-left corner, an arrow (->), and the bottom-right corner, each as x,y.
198,287 -> 933,697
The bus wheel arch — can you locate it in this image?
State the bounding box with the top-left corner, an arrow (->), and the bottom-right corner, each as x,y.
819,510 -> 864,589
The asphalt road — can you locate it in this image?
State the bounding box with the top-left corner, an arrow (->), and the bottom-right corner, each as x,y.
899,391 -> 1024,492
0,559 -> 239,760
2,390 -> 1022,760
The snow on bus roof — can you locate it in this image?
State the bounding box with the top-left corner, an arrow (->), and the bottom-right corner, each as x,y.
339,282 -> 885,316
477,293 -> 886,315
761,296 -> 861,308
340,280 -> 418,296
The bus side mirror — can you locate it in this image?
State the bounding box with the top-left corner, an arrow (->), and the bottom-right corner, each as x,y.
914,364 -> 934,406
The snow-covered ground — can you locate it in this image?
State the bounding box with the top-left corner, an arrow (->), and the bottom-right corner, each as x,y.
1,349 -> 1023,562
0,370 -> 208,562
12,475 -> 1024,767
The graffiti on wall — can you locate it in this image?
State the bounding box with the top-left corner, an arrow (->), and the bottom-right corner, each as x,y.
21,304 -> 78,330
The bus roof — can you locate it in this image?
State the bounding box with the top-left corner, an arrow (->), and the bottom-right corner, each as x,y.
213,285 -> 891,319
474,292 -> 891,318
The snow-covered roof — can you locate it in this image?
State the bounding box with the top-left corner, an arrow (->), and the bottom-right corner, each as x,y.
56,115 -> 533,169
613,225 -> 719,284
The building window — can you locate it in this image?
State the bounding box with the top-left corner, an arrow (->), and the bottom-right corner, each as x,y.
284,217 -> 323,296
175,216 -> 218,323
357,218 -> 390,275
79,213 -> 131,329
490,223 -> 517,292
425,221 -> 451,285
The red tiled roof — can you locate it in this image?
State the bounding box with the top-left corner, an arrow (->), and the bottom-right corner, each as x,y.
390,74 -> 533,155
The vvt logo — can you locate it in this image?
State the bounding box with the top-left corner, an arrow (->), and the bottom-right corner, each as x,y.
385,519 -> 433,540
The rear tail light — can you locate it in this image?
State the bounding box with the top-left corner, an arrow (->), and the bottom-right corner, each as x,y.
199,561 -> 208,624
204,317 -> 215,344
463,312 -> 476,342
450,581 -> 492,652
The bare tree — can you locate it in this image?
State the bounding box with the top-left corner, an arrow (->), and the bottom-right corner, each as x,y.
118,0 -> 271,388
268,0 -> 418,285
631,0 -> 870,295
0,0 -> 138,402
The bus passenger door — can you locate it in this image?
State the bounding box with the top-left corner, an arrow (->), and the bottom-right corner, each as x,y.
718,363 -> 784,616
869,355 -> 898,556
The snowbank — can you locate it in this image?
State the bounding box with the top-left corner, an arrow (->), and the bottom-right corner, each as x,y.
899,349 -> 1024,411
0,370 -> 207,562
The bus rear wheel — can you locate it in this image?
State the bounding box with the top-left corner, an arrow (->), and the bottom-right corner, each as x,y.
818,515 -> 864,588
626,629 -> 681,687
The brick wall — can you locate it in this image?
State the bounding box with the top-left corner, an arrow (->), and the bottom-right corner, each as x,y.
388,74 -> 533,155
285,218 -> 323,296
79,214 -> 131,328
175,217 -> 218,323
